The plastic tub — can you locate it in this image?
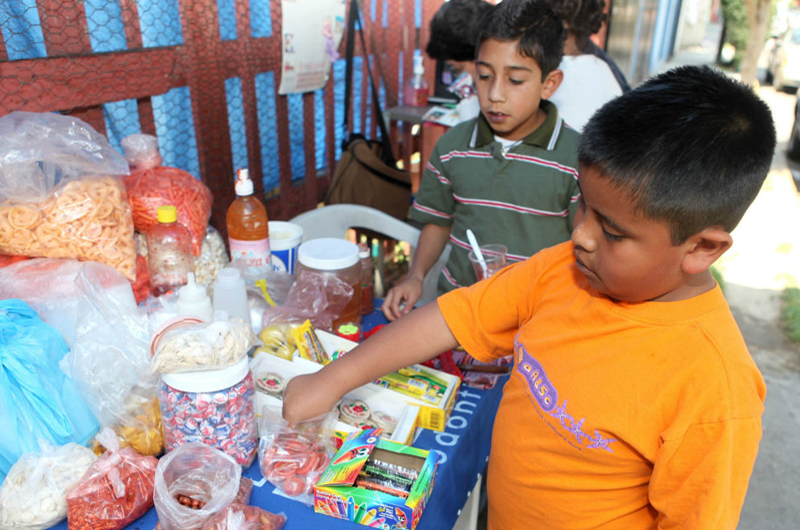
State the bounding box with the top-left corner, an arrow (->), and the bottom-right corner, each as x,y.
297,238 -> 362,330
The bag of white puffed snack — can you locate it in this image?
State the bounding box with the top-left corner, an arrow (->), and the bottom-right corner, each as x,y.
0,440 -> 97,530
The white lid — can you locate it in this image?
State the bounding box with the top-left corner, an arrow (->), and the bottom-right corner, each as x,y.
413,55 -> 425,76
234,168 -> 254,196
178,273 -> 208,303
298,238 -> 359,270
161,356 -> 250,393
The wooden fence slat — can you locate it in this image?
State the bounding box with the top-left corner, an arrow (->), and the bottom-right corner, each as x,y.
37,0 -> 92,56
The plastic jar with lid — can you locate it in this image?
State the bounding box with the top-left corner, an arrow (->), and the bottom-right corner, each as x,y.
296,238 -> 362,330
157,356 -> 257,466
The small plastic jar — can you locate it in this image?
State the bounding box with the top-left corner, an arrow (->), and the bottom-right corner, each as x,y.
296,238 -> 362,330
158,356 -> 257,466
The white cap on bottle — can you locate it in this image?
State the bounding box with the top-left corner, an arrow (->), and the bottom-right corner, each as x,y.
234,168 -> 254,196
413,55 -> 425,76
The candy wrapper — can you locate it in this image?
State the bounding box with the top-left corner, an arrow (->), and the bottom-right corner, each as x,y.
153,443 -> 241,530
0,441 -> 97,530
66,428 -> 158,530
200,505 -> 286,530
257,404 -> 338,506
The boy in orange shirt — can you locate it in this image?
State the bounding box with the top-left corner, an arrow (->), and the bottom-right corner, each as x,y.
284,66 -> 774,529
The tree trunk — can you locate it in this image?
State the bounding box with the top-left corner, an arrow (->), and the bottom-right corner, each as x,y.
740,0 -> 771,85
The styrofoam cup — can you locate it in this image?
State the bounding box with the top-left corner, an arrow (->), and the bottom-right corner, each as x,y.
269,221 -> 303,274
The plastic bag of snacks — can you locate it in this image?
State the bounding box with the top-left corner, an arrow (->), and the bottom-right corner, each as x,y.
0,441 -> 97,530
153,443 -> 242,530
0,299 -> 99,483
66,428 -> 158,530
261,271 -> 353,332
62,262 -> 162,456
257,404 -> 339,506
122,134 -> 213,257
194,226 -> 229,287
151,313 -> 256,374
0,112 -> 135,279
200,505 -> 286,530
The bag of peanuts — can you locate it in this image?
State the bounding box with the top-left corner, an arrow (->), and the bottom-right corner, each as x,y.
0,111 -> 136,279
256,404 -> 339,507
200,504 -> 286,530
0,440 -> 97,530
66,428 -> 158,530
153,443 -> 242,530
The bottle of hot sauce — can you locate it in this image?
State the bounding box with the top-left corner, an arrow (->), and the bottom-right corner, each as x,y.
226,168 -> 270,272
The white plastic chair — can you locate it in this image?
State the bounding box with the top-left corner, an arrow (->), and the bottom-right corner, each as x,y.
289,204 -> 450,304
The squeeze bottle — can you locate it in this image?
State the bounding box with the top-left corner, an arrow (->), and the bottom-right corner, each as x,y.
226,168 -> 270,272
404,55 -> 429,107
176,272 -> 214,321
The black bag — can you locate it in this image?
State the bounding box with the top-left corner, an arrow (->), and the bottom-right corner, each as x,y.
325,0 -> 412,220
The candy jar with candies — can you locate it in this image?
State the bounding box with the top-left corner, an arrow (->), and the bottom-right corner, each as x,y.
158,356 -> 257,466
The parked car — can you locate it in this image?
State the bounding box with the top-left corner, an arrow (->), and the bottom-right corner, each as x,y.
788,91 -> 800,159
768,27 -> 800,91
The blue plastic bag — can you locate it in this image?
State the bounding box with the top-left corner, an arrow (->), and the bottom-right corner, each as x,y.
0,299 -> 99,483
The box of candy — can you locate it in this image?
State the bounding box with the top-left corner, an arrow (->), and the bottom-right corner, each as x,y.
314,428 -> 437,530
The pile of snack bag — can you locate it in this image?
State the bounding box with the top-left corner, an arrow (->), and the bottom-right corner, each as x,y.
0,112 -> 294,530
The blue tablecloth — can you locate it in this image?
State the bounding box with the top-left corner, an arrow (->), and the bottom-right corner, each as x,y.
52,308 -> 506,530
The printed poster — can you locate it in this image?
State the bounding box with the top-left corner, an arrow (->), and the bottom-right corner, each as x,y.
279,0 -> 346,94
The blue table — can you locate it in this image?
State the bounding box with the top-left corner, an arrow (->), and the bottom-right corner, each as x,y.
53,308 -> 506,530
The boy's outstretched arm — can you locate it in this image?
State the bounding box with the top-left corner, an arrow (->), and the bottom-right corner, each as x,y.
283,301 -> 458,425
382,223 -> 451,321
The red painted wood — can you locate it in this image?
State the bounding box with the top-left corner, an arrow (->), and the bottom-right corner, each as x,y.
138,97 -> 156,135
37,0 -> 92,56
71,106 -> 106,136
119,0 -> 144,49
0,27 -> 7,62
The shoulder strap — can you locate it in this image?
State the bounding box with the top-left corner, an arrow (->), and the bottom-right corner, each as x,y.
343,0 -> 396,165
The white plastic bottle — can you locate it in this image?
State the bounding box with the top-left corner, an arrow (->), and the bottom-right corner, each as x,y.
212,267 -> 250,324
176,272 -> 214,321
403,55 -> 429,107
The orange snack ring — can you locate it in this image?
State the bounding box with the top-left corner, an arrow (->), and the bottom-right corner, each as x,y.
281,475 -> 306,497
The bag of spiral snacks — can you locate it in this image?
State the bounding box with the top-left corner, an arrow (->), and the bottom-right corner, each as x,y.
200,504 -> 286,530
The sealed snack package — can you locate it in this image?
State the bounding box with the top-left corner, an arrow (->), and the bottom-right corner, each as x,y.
151,312 -> 256,374
122,134 -> 213,257
194,226 -> 229,287
0,441 -> 97,530
0,299 -> 99,483
153,443 -> 241,530
0,112 -> 136,279
66,428 -> 158,530
261,271 -> 352,332
255,323 -> 298,360
201,504 -> 286,530
257,404 -> 338,506
61,262 -> 162,456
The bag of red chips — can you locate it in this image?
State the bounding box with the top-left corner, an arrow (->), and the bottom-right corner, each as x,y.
66,428 -> 158,530
201,504 -> 286,530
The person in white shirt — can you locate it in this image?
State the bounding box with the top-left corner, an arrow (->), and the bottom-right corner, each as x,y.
546,0 -> 631,132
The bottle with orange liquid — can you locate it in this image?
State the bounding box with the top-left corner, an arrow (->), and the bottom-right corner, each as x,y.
226,168 -> 270,273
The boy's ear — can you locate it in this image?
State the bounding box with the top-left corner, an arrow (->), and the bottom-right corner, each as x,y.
541,69 -> 563,100
680,227 -> 733,276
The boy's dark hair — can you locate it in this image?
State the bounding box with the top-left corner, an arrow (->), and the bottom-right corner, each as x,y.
426,0 -> 494,62
477,0 -> 566,78
548,0 -> 606,51
579,66 -> 776,244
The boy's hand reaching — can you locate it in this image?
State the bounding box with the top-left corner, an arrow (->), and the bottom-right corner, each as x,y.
382,276 -> 423,321
282,371 -> 343,427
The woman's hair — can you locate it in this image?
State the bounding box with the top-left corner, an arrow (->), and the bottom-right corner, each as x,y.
549,0 -> 606,51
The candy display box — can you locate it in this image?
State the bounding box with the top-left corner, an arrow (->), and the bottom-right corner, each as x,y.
249,352 -> 419,445
314,428 -> 437,530
313,331 -> 461,432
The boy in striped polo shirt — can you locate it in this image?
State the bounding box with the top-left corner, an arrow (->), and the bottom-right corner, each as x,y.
383,0 -> 580,320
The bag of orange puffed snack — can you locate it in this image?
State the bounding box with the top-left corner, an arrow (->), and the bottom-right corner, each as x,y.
0,112 -> 135,279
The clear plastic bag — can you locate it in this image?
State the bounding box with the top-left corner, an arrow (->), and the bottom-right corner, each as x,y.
200,505 -> 286,530
150,312 -> 256,374
0,299 -> 99,483
153,442 -> 242,530
0,440 -> 97,530
261,270 -> 353,332
257,404 -> 338,506
65,428 -> 158,530
194,226 -> 230,287
60,262 -> 162,456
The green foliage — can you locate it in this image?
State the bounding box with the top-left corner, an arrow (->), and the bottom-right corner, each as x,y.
781,287 -> 800,342
721,0 -> 750,68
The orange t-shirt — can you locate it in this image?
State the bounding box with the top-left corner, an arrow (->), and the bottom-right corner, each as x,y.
438,242 -> 765,530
